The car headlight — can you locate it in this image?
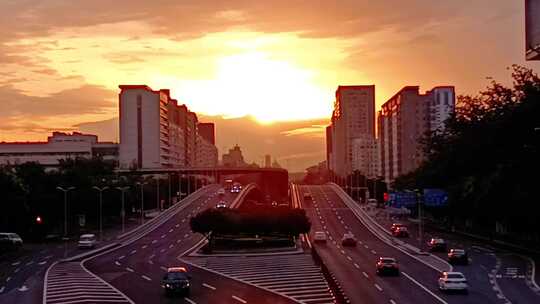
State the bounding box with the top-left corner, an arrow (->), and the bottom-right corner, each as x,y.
165,284 -> 170,288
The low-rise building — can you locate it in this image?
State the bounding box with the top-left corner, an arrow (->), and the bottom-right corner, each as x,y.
0,132 -> 118,167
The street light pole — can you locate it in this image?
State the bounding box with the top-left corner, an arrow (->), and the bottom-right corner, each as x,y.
115,186 -> 129,233
137,182 -> 147,225
92,186 -> 109,241
56,186 -> 76,237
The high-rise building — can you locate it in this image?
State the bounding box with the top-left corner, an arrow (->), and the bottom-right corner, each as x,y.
351,135 -> 380,178
222,145 -> 246,167
326,125 -> 333,170
197,123 -> 215,145
118,85 -> 218,169
195,134 -> 218,167
264,154 -> 271,168
328,85 -> 376,177
378,86 -> 455,183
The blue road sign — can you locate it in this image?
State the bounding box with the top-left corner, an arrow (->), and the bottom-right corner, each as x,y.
423,189 -> 448,207
388,192 -> 417,208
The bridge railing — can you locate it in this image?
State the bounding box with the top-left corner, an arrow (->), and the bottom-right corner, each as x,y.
229,183 -> 257,209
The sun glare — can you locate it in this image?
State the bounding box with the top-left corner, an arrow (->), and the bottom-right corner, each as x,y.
162,52 -> 332,124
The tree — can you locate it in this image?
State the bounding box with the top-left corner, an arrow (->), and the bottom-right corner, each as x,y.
394,65 -> 540,239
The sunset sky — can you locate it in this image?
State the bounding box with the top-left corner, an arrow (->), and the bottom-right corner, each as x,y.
1,0 -> 539,171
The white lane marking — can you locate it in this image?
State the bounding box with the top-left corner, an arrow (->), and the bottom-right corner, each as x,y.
126,267 -> 134,272
364,244 -> 369,249
362,272 -> 369,279
115,261 -> 121,266
141,275 -> 152,281
347,256 -> 352,261
149,254 -> 156,259
371,250 -> 377,255
169,229 -> 174,233
38,261 -> 47,265
6,277 -> 11,282
390,300 -> 397,304
232,295 -> 247,303
25,261 -> 34,266
130,250 -> 137,255
203,283 -> 216,290
43,255 -> 53,260
340,250 -> 346,255
151,240 -> 158,244
160,266 -> 167,271
184,233 -> 190,238
354,263 -> 360,269
185,298 -> 197,304
149,260 -> 154,265
375,283 -> 383,291
11,261 -> 20,266
401,271 -> 448,304
169,244 -> 174,249
160,249 -> 166,253
0,286 -> 4,293
18,285 -> 28,292
142,245 -> 148,249
119,255 -> 126,260
161,234 -> 167,239
175,224 -> 180,228
177,239 -> 182,244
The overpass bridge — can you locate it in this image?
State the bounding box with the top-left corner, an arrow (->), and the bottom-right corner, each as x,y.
114,167 -> 289,203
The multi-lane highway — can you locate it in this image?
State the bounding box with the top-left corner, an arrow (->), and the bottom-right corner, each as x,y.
77,185 -> 297,304
296,184 -> 535,304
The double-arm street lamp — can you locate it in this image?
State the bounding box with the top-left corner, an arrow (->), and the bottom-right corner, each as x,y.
56,186 -> 76,237
92,186 -> 109,241
115,186 -> 130,233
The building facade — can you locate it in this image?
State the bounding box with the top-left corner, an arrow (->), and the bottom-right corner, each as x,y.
351,135 -> 380,178
378,86 -> 455,183
0,132 -> 118,167
195,134 -> 218,167
328,85 -> 376,177
118,85 -> 218,169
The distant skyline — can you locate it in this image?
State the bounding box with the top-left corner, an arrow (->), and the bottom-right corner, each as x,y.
1,0 -> 539,170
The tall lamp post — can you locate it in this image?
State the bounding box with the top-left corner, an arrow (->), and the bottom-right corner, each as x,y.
92,186 -> 109,241
56,186 -> 76,237
115,186 -> 130,233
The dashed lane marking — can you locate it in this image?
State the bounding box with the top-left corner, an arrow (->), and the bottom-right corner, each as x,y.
362,272 -> 369,279
202,283 -> 216,290
126,267 -> 134,273
232,295 -> 247,303
375,284 -> 383,291
141,275 -> 152,281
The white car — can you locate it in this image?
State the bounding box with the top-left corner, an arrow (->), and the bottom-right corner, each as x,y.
78,234 -> 97,249
313,231 -> 327,243
438,271 -> 468,293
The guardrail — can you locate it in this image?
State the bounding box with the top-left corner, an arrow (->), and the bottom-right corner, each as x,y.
291,183 -> 349,304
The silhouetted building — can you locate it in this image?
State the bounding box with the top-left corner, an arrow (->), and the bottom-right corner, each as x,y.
327,85 -> 376,177
196,134 -> 218,167
0,132 -> 118,167
378,86 -> 455,183
222,145 -> 246,167
264,154 -> 271,168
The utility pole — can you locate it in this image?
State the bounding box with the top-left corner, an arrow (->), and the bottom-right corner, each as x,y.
92,186 -> 109,242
